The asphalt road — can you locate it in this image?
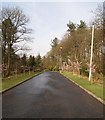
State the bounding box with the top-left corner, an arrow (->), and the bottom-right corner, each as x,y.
2,71 -> 104,118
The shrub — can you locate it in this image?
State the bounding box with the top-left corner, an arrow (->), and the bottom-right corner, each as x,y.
80,65 -> 89,77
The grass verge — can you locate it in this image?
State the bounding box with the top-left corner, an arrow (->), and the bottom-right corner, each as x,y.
61,71 -> 105,101
1,71 -> 41,92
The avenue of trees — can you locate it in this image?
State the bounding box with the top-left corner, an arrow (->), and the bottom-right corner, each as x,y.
0,4 -> 104,84
42,5 -> 104,83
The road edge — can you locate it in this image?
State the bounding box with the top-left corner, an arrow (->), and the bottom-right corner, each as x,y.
1,72 -> 43,93
60,72 -> 105,105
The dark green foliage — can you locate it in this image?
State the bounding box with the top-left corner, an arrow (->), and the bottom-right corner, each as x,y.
78,20 -> 87,29
67,21 -> 76,33
28,55 -> 36,71
21,54 -> 27,67
80,64 -> 89,77
51,37 -> 59,48
35,54 -> 43,71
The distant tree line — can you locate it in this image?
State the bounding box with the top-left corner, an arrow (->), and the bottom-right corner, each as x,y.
3,53 -> 42,77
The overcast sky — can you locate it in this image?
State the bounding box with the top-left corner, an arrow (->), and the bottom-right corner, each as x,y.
2,2 -> 103,57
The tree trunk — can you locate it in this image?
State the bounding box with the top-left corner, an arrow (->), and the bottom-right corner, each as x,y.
6,44 -> 11,77
2,46 -> 5,78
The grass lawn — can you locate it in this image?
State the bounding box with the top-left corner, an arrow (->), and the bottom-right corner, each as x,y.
1,71 -> 41,92
61,71 -> 105,101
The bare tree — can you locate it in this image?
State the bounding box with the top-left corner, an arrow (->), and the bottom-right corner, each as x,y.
1,7 -> 32,77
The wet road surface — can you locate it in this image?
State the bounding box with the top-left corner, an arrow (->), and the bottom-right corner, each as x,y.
2,71 -> 104,118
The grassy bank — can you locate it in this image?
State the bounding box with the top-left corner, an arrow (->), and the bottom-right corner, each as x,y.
61,71 -> 104,100
1,71 -> 41,92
